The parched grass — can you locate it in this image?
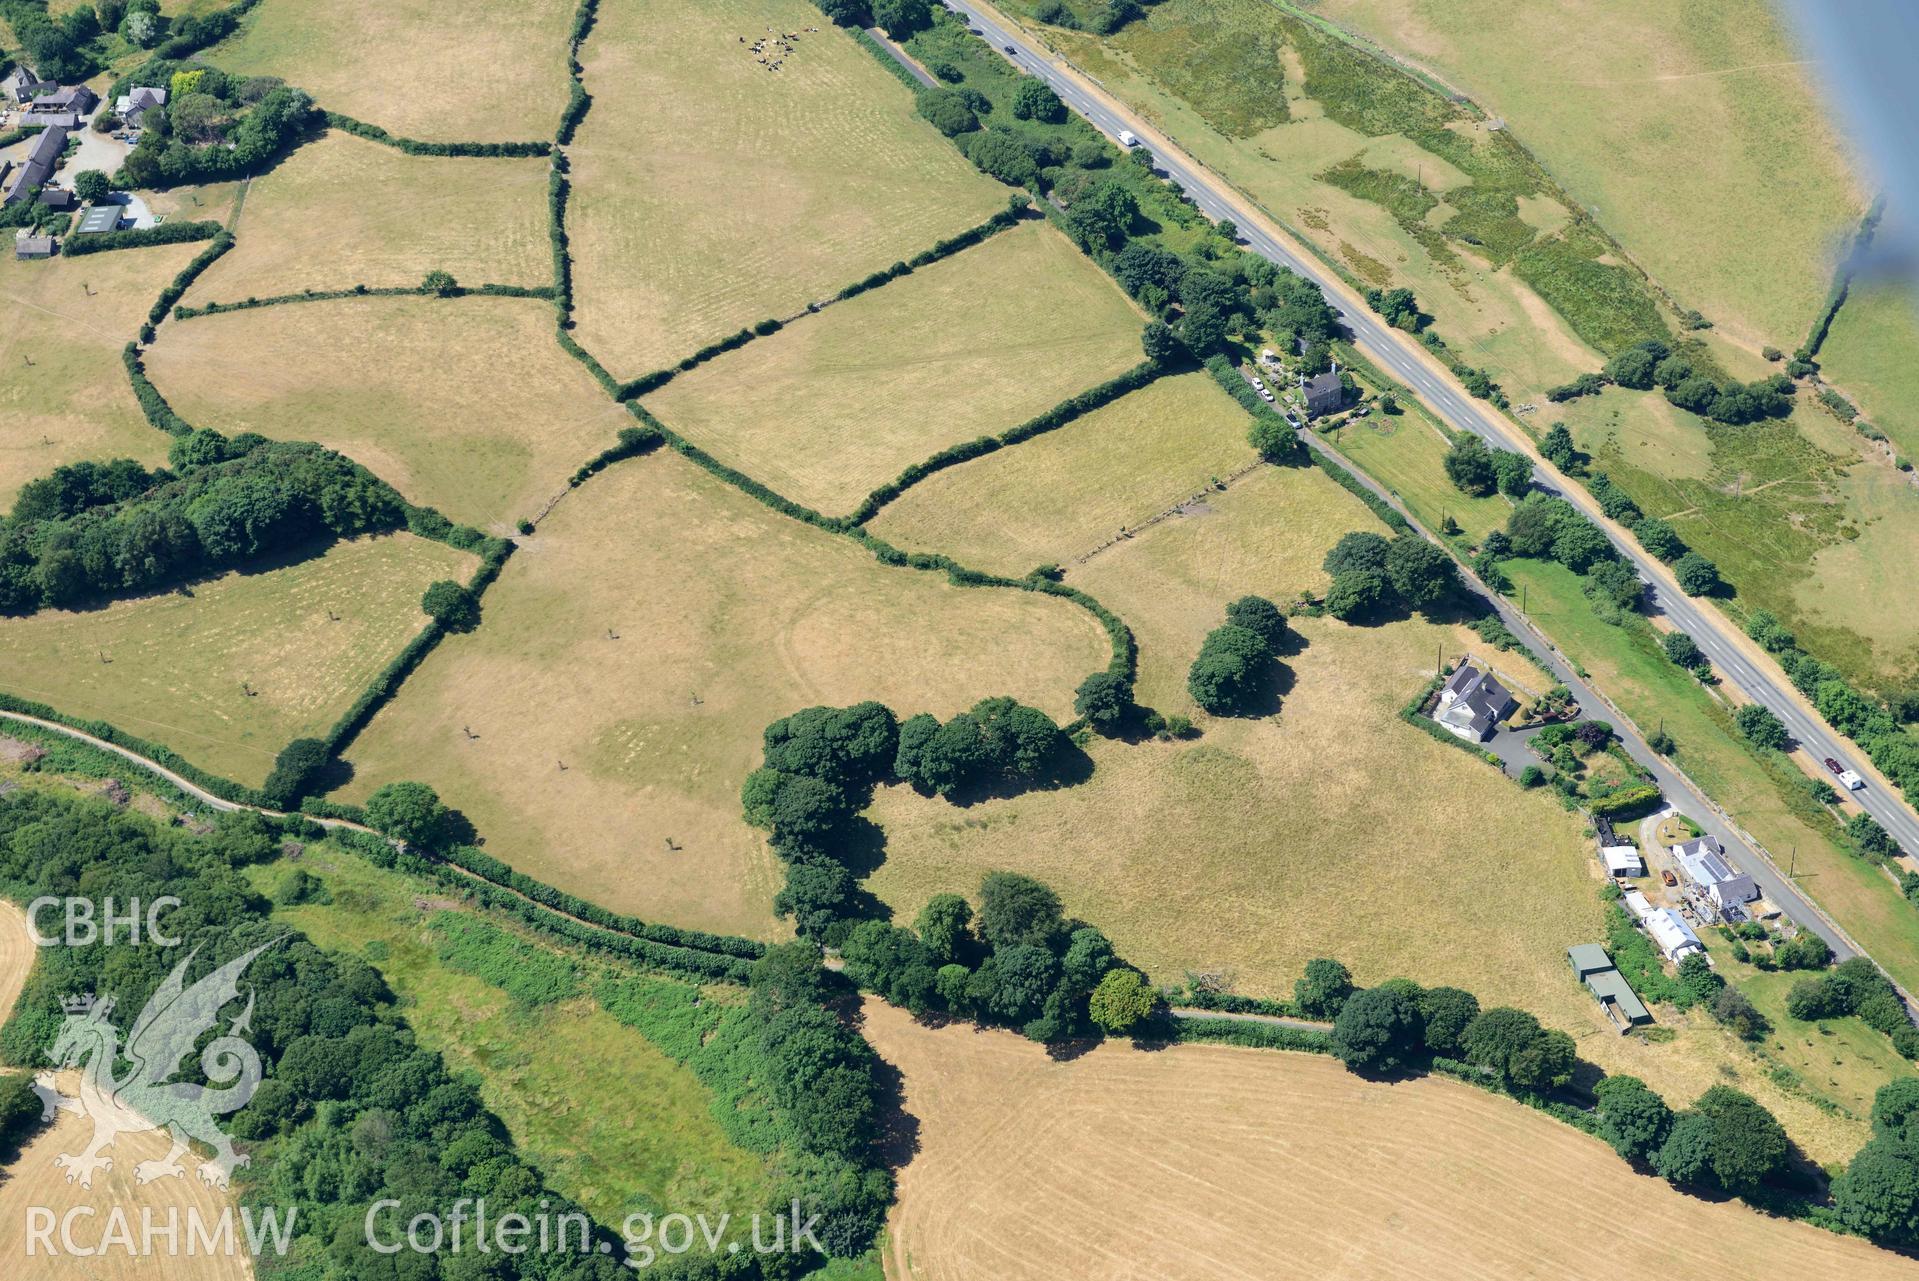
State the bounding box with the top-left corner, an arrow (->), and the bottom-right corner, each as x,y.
1576,398 -> 1899,687
336,451 -> 1111,940
1315,0 -> 1865,347
1793,462 -> 1919,680
868,371 -> 1255,577
1067,460 -> 1385,710
1322,413 -> 1510,539
868,1003 -> 1911,1280
0,244 -> 203,510
643,222 -> 1145,514
0,533 -> 473,787
143,295 -> 632,528
256,851 -> 775,1226
187,131 -> 552,301
1819,281 -> 1919,463
569,0 -> 1006,380
863,616 -> 1609,1024
209,0 -> 577,143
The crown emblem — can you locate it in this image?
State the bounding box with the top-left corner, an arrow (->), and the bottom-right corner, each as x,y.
60,994 -> 98,1015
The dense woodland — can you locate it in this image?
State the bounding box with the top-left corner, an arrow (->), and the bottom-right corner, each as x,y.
0,437 -> 406,613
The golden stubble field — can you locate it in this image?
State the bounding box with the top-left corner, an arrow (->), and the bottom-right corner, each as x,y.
337,451 -> 1112,939
568,0 -> 1006,379
0,245 -> 202,509
1,902 -> 252,1281
0,899 -> 30,1027
0,1089 -> 257,1281
0,534 -> 474,787
645,222 -> 1146,515
188,131 -> 552,302
865,1001 -> 1919,1281
144,296 -> 632,529
867,370 -> 1257,576
210,0 -> 577,143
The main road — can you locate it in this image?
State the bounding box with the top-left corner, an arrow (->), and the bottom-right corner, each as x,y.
944,0 -> 1919,888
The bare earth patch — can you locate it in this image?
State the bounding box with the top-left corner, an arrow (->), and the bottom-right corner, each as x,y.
866,1001 -> 1917,1281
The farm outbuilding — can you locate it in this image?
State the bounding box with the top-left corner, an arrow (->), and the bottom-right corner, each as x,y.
14,234 -> 53,259
1601,845 -> 1644,876
74,204 -> 121,235
1645,908 -> 1704,963
1568,944 -> 1651,1031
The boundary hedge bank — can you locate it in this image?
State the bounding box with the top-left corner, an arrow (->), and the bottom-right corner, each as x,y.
173,281 -> 554,320
323,113 -> 551,158
846,356 -> 1162,525
61,219 -> 223,257
612,201 -> 1028,401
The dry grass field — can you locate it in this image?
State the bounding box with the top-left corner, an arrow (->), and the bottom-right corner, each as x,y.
1819,282 -> 1919,464
1324,415 -> 1512,540
337,451 -> 1111,939
1066,460 -> 1384,710
568,0 -> 1006,380
0,245 -> 202,510
144,296 -> 631,528
257,852 -> 775,1226
644,223 -> 1145,514
0,1092 -> 255,1281
189,131 -> 552,301
863,617 -> 1608,1024
210,0 -> 577,142
865,1002 -> 1919,1281
866,371 -> 1254,576
1313,0 -> 1864,349
0,533 -> 473,787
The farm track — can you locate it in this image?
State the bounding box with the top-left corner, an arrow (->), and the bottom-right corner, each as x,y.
0,712 -> 754,969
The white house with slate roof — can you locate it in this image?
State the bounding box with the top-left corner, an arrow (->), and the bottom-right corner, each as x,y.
1673,835 -> 1757,916
1434,663 -> 1517,742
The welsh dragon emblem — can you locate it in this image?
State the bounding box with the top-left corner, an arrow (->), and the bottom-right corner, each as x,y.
37,939 -> 279,1189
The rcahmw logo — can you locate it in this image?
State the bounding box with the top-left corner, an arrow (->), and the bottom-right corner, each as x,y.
27,895 -> 181,947
38,939 -> 280,1189
24,1205 -> 298,1258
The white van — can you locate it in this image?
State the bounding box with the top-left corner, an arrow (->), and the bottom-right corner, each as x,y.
1117,130 -> 1140,148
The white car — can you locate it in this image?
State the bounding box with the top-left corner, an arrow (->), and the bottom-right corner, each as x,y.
1259,389 -> 1276,402
1839,769 -> 1865,791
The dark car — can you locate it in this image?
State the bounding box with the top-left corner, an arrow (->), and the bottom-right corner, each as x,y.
1004,43 -> 1018,53
1824,757 -> 1844,775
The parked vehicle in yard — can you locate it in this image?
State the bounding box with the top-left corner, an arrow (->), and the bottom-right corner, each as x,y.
1661,869 -> 1677,887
